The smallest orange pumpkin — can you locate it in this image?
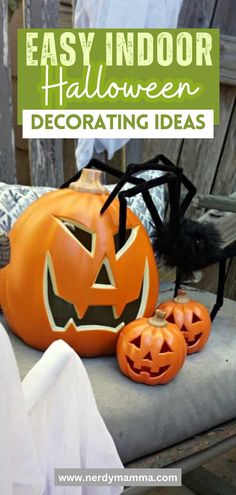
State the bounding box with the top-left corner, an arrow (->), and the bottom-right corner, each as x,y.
158,290 -> 212,355
116,310 -> 187,385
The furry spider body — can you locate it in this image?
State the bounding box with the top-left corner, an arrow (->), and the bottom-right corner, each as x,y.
155,217 -> 222,276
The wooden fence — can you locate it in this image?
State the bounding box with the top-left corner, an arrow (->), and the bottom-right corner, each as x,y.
0,0 -> 236,297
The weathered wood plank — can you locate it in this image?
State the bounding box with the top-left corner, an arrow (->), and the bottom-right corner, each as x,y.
59,0 -> 73,28
126,140 -> 144,165
211,101 -> 236,196
63,139 -> 76,183
189,203 -> 236,295
142,139 -> 182,165
177,0 -> 236,218
178,0 -> 217,28
224,258 -> 236,301
201,0 -> 236,299
193,192 -> 236,212
206,0 -> 236,302
0,0 -> 16,183
220,35 -> 236,86
8,4 -> 31,185
29,139 -> 64,187
124,486 -> 194,495
178,85 -> 236,198
24,0 -> 60,29
126,419 -> 236,469
205,447 -> 236,489
192,263 -> 220,295
212,0 -> 236,35
24,0 -> 64,187
184,466 -> 236,495
107,148 -> 125,183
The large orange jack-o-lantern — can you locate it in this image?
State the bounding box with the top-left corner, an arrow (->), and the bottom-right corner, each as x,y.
117,310 -> 187,385
0,234 -> 10,309
0,169 -> 159,357
158,290 -> 211,354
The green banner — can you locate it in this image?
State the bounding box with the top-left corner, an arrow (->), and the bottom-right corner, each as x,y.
18,28 -> 220,135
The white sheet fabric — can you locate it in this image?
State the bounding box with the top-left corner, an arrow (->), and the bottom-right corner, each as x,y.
22,340 -> 123,495
0,323 -> 123,495
74,0 -> 183,29
0,324 -> 43,495
74,0 -> 183,169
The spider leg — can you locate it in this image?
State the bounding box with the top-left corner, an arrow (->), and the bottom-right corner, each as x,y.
128,162 -> 182,232
126,162 -> 182,176
125,160 -> 195,226
101,159 -> 183,218
175,257 -> 227,321
117,173 -> 178,249
210,241 -> 236,321
210,259 -> 227,322
60,157 -> 126,189
174,267 -> 182,297
126,154 -> 196,217
135,154 -> 177,169
173,241 -> 236,321
100,173 -> 144,215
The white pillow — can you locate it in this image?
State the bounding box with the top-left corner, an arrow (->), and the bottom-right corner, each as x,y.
0,182 -> 54,233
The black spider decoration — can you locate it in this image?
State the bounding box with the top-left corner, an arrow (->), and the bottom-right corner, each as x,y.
63,154 -> 236,321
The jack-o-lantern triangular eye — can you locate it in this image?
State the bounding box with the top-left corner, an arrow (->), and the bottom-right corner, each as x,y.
61,220 -> 94,254
130,335 -> 141,348
192,313 -> 201,323
114,229 -> 132,253
160,341 -> 172,353
166,313 -> 175,324
114,227 -> 139,259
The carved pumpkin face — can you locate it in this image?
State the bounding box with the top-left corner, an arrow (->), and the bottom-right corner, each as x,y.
1,170 -> 158,357
117,310 -> 187,385
158,290 -> 211,354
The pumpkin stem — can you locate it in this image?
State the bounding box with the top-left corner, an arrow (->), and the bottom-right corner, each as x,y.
149,309 -> 167,328
174,289 -> 189,304
69,168 -> 108,195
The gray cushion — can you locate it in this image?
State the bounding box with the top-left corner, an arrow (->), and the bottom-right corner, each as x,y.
1,284 -> 236,465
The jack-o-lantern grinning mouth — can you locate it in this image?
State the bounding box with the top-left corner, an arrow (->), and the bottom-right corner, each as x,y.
126,356 -> 170,377
186,333 -> 202,347
44,254 -> 150,333
180,324 -> 202,347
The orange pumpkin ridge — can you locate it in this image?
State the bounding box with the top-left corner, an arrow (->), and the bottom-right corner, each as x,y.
158,289 -> 212,355
1,169 -> 159,357
116,310 -> 187,385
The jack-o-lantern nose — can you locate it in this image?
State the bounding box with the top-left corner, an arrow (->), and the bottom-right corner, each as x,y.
93,258 -> 116,288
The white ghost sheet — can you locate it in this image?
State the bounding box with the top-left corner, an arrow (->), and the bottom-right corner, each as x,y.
22,340 -> 124,495
0,323 -> 43,495
0,323 -> 123,495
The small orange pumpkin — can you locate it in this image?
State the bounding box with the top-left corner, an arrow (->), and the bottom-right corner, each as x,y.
158,290 -> 211,355
116,310 -> 187,385
0,169 -> 158,357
